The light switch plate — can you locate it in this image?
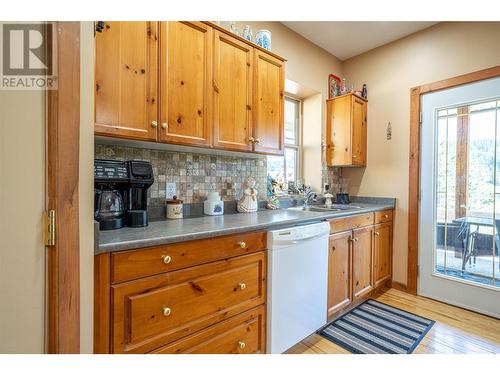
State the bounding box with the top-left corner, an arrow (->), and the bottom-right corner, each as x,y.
166,183 -> 176,199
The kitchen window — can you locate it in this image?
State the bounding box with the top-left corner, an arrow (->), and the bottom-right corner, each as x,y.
267,97 -> 302,185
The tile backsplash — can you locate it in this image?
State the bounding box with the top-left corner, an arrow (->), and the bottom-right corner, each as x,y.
95,144 -> 268,206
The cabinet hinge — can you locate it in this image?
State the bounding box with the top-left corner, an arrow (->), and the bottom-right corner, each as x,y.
417,265 -> 420,277
44,210 -> 56,247
419,111 -> 423,125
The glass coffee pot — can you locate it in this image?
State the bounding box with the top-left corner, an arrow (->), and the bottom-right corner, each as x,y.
94,189 -> 125,229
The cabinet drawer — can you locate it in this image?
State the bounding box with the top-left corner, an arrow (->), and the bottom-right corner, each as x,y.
329,213 -> 374,234
111,231 -> 267,283
112,252 -> 266,353
375,210 -> 393,224
151,306 -> 265,354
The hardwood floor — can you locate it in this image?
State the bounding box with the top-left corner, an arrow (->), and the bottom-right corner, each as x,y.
286,288 -> 500,354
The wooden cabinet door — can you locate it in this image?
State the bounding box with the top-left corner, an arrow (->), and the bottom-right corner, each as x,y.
327,231 -> 352,317
352,226 -> 374,300
374,222 -> 393,288
326,95 -> 351,166
95,21 -> 158,140
213,31 -> 253,151
159,22 -> 212,146
253,50 -> 284,155
351,95 -> 367,166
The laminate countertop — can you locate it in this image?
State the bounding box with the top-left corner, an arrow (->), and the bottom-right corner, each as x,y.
95,198 -> 395,254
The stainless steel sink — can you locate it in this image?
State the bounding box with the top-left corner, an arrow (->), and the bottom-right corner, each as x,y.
287,204 -> 362,212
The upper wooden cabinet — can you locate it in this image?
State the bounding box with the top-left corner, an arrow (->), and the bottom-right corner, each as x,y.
212,30 -> 253,151
326,93 -> 367,167
95,21 -> 158,141
253,51 -> 285,155
94,21 -> 285,155
159,22 -> 212,147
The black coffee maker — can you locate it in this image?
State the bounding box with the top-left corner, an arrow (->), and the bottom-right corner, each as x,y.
125,160 -> 154,227
94,159 -> 129,230
94,159 -> 154,230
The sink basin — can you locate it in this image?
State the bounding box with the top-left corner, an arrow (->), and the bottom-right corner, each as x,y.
287,204 -> 362,212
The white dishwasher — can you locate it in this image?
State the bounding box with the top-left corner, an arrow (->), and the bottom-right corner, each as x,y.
266,221 -> 330,354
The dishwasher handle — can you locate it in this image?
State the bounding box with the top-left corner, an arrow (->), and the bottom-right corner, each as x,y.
272,232 -> 329,247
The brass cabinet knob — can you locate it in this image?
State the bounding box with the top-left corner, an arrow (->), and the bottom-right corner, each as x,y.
161,122 -> 168,129
151,120 -> 158,128
238,282 -> 246,290
239,241 -> 247,249
384,214 -> 389,218
354,238 -> 359,242
248,136 -> 255,143
163,307 -> 172,316
238,341 -> 246,350
375,232 -> 380,236
162,255 -> 172,264
352,155 -> 357,158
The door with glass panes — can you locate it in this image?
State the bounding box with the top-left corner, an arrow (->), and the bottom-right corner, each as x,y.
420,77 -> 500,318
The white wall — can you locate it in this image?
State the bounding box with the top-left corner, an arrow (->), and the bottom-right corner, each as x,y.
0,24 -> 46,354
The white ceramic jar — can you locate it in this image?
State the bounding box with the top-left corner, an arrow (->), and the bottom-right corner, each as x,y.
166,196 -> 183,219
204,192 -> 224,216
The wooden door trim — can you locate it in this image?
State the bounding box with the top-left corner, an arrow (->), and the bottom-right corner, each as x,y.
407,65 -> 500,295
46,22 -> 81,353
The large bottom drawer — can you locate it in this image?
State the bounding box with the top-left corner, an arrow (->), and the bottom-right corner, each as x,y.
150,305 -> 266,354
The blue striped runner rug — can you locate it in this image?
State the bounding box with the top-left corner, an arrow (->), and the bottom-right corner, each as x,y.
318,299 -> 435,354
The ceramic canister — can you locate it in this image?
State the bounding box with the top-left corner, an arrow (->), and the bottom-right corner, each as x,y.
166,196 -> 183,219
255,29 -> 271,50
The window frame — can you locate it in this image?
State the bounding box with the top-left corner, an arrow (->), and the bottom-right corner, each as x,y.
283,96 -> 302,184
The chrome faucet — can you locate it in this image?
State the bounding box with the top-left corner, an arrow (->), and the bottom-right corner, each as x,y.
303,189 -> 317,209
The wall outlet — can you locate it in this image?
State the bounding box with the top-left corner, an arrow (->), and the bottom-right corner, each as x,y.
166,183 -> 176,199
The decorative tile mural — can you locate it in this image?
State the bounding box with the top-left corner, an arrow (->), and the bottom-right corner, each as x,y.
95,144 -> 268,205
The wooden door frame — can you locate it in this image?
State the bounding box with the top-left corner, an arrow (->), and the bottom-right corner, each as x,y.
46,22 -> 81,353
407,65 -> 500,295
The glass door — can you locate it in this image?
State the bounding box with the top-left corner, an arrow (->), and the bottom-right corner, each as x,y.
420,77 -> 500,318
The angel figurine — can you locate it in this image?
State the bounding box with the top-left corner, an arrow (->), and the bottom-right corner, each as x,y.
237,177 -> 258,213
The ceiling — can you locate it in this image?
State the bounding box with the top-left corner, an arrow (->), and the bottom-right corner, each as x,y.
281,22 -> 439,60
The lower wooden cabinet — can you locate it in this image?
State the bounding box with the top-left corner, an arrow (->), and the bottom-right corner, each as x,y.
94,231 -> 267,354
327,231 -> 352,316
374,221 -> 393,288
352,226 -> 374,300
150,305 -> 265,354
327,211 -> 393,318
